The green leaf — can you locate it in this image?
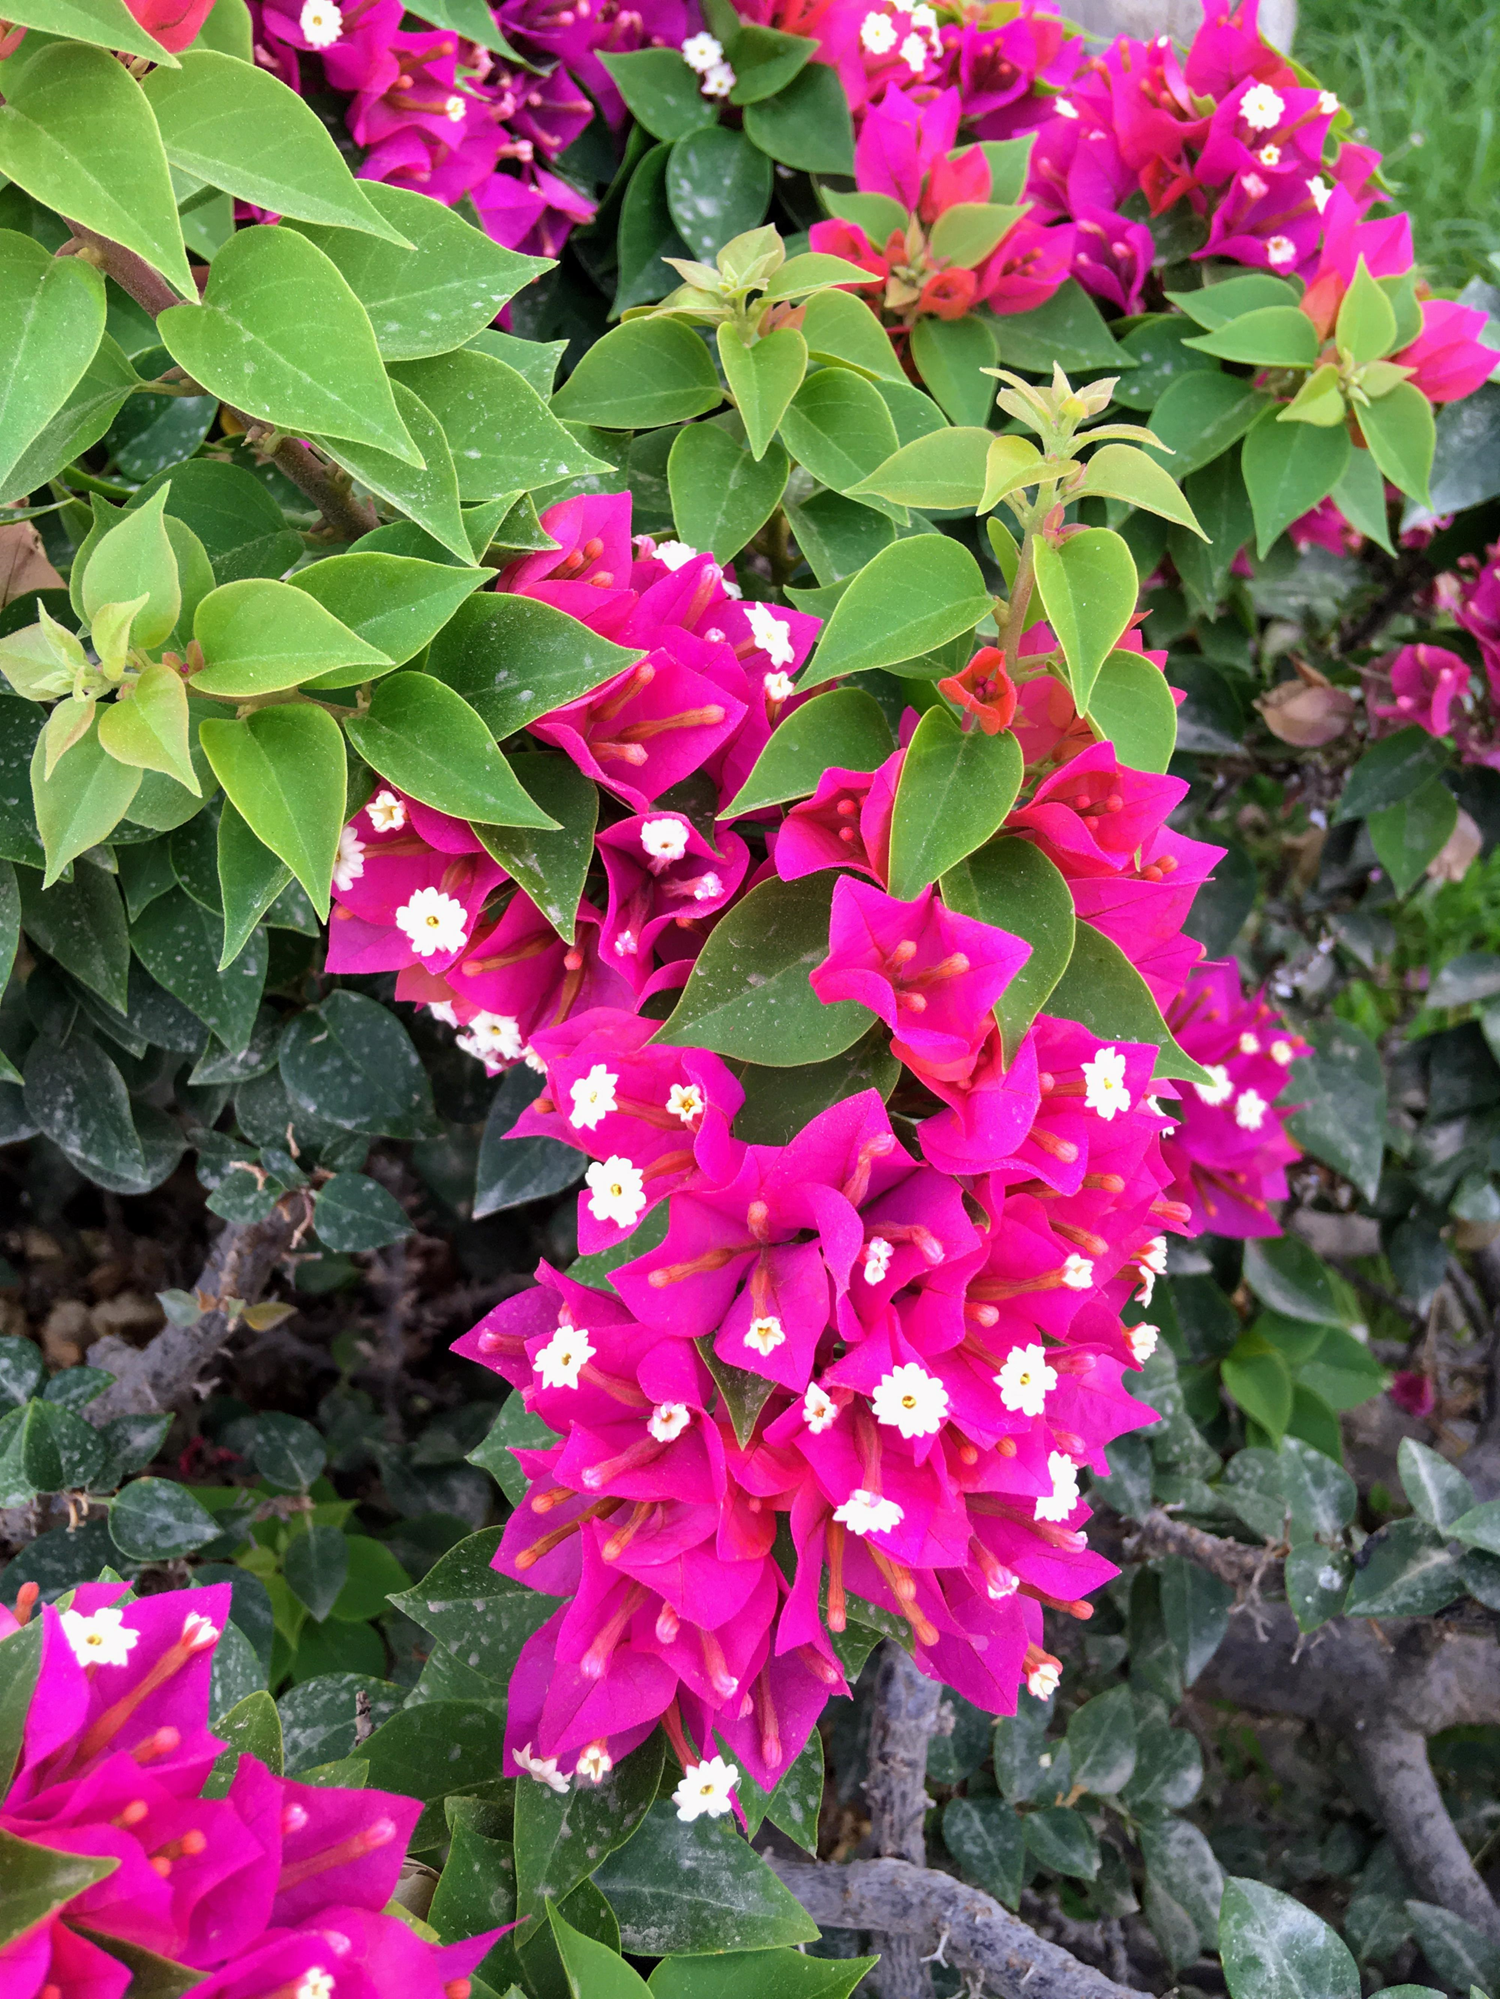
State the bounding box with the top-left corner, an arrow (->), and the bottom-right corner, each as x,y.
1032,528 -> 1139,710
427,592 -> 643,739
3,1396 -> 105,1490
143,53 -> 409,242
401,0 -> 524,54
200,704 -> 345,917
390,349 -> 604,503
612,141 -> 692,317
742,59 -> 854,173
190,577 -> 390,697
1085,650 -> 1178,774
1241,405 -> 1351,556
0,0 -> 185,61
909,314 -> 998,428
727,20 -> 816,102
284,1521 -> 350,1622
1222,1332 -> 1294,1442
800,535 -> 992,686
359,1700 -> 507,1848
551,317 -> 724,428
850,426 -> 991,511
653,870 -> 873,1064
280,990 -> 437,1140
132,886 -> 266,1050
1404,1903 -> 1500,1998
1076,443 -> 1206,537
467,1396 -> 560,1507
1339,727 -> 1453,824
110,1476 -> 219,1559
601,49 -> 717,141
594,1801 -> 818,1954
473,753 -> 598,943
664,126 -> 772,260
314,1172 -> 411,1253
136,457 -> 303,587
17,855 -> 130,1017
1168,274 -> 1301,327
1182,306 -> 1319,367
650,1950 -> 875,1999
290,553 -> 487,679
733,1027 -> 897,1147
1242,1236 -> 1344,1325
721,687 -> 893,815
213,1687 -> 283,1779
666,424 -> 789,563
512,1732 -> 663,1925
1149,371 -> 1270,479
549,1904 -> 651,1999
1112,315 -> 1220,411
1284,1541 -> 1352,1632
0,43 -> 191,297
1025,1806 -> 1100,1881
1369,776 -> 1458,895
1296,1328 -> 1385,1413
0,332 -> 139,509
1345,1518 -> 1466,1618
97,664 -> 197,794
1218,1877 -> 1360,1999
313,381 -> 472,563
1047,921 -> 1209,1084
30,729 -> 140,886
717,325 -> 806,461
1337,257 -> 1399,366
761,252 -> 880,303
1331,444 -> 1394,553
217,801 -> 291,969
0,1823 -> 118,1949
1285,1017 -> 1386,1203
779,366 -> 901,501
988,278 -> 1127,374
0,1621 -> 42,1795
940,835 -> 1073,1057
1397,1437 -> 1475,1530
1358,379 -> 1435,507
942,1795 -> 1025,1909
0,229 -> 106,497
277,1673 -> 402,1772
344,673 -> 554,827
887,709 -> 1022,899
242,1409 -> 326,1492
158,226 -> 419,464
800,285 -> 905,382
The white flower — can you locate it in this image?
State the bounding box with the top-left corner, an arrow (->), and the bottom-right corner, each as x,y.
60,1605 -> 138,1669
429,1001 -> 459,1028
1257,142 -> 1281,166
443,92 -> 467,121
332,825 -> 364,892
834,1488 -> 904,1535
570,1063 -> 619,1131
1240,82 -> 1285,130
1194,1064 -> 1234,1107
862,1236 -> 894,1285
513,1742 -> 570,1792
690,871 -> 722,903
1238,1031 -> 1261,1055
653,539 -> 699,571
366,789 -> 406,832
746,600 -> 794,666
672,1754 -> 739,1822
872,1363 -> 949,1439
910,1 -> 937,30
803,1383 -> 838,1432
614,928 -> 638,957
702,59 -> 736,94
642,816 -> 690,863
899,30 -> 926,69
1241,172 -> 1269,201
1235,1088 -> 1269,1131
1125,1322 -> 1159,1364
680,29 -> 723,70
295,1972 -> 335,1999
1054,95 -> 1078,117
1318,89 -> 1340,114
1307,174 -> 1331,212
298,0 -> 342,44
576,1742 -> 614,1783
535,1323 -> 595,1390
456,1011 -> 525,1064
995,1343 -> 1057,1418
182,1612 -> 220,1651
1270,1038 -> 1296,1065
1082,1045 -> 1131,1121
1140,1234 -> 1169,1275
1026,1657 -> 1061,1699
860,10 -> 896,52
524,1045 -> 547,1074
1061,1253 -> 1093,1290
745,1316 -> 785,1356
667,1082 -> 704,1124
586,1156 -> 647,1228
1266,234 -> 1298,267
720,577 -> 742,600
649,1401 -> 692,1443
1034,1452 -> 1080,1522
395,887 -> 468,958
764,671 -> 796,701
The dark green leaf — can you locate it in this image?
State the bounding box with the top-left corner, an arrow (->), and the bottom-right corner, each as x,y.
1218,1876 -> 1360,1999
0,1822 -> 118,1949
940,835 -> 1074,1056
109,1476 -> 219,1559
280,990 -> 437,1141
314,1172 -> 412,1253
799,535 -> 992,687
887,709 -> 1022,899
474,753 -> 599,944
592,1801 -> 818,1954
427,591 -> 643,740
284,1522 -> 350,1622
1345,1519 -> 1466,1618
665,126 -> 773,261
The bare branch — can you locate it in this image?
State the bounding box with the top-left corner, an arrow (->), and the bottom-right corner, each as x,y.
764,1857 -> 1151,1999
84,1197 -> 307,1422
863,1641 -> 944,1998
1122,1508 -> 1282,1591
1353,1724 -> 1500,1947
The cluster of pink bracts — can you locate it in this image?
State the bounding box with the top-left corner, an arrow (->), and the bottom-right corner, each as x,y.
308,485 -> 1305,1806
0,1582 -> 499,1999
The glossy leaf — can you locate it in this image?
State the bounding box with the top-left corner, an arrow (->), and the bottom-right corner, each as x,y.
1047,921 -> 1210,1084
291,553 -> 487,677
1369,777 -> 1458,896
667,424 -> 789,562
887,709 -> 1022,899
551,317 -> 724,428
1241,405 -> 1351,556
1032,528 -> 1139,709
1086,650 -> 1179,773
344,673 -> 555,827
850,426 -> 991,511
474,752 -> 598,943
0,230 -> 106,496
512,1732 -> 663,1924
132,886 -> 267,1050
1075,443 -> 1206,536
800,285 -> 906,382
97,663 -> 197,793
741,59 -> 855,174
593,1802 -> 818,1954
391,348 -> 605,502
1358,379 -> 1436,507
717,325 -> 806,461
779,366 -> 901,500
200,704 -> 347,917
602,48 -> 718,140
1183,306 -> 1319,367
910,314 -> 998,427
280,989 -> 437,1139
313,381 -> 472,562
110,1476 -> 220,1560
1149,371 -> 1270,479
799,535 -> 992,686
191,577 -> 390,696
427,592 -> 642,737
665,126 -> 773,261
940,835 -> 1074,1056
0,1824 -> 117,1950
722,687 -> 894,814
30,728 -> 140,885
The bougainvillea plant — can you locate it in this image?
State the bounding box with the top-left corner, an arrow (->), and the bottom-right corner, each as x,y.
4,0 -> 1500,1991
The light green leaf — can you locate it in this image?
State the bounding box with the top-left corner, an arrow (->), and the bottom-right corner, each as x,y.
390,348 -> 605,502
0,229 -> 106,496
1336,256 -> 1399,366
290,553 -> 487,678
720,687 -> 893,814
717,325 -> 806,461
1368,777 -> 1458,896
191,577 -> 390,697
312,380 -> 472,563
850,426 -> 991,510
426,592 -> 643,737
1242,405 -> 1350,555
551,317 -> 724,428
799,535 -> 992,686
199,704 -> 346,916
1076,443 -> 1206,536
1182,306 -> 1319,368
97,664 -> 198,792
81,485 -> 181,651
779,366 -> 901,501
887,709 -> 1022,899
0,0 -> 183,61
1031,527 -> 1138,709
30,729 -> 140,885
343,673 -> 556,828
1085,650 -> 1178,773
1358,379 -> 1435,507
800,285 -> 905,381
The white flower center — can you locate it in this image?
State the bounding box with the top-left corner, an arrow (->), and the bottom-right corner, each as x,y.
667,1082 -> 704,1124
586,1156 -> 647,1227
365,788 -> 406,832
1061,1253 -> 1094,1290
535,1323 -> 594,1390
745,1316 -> 785,1356
649,1401 -> 692,1443
1240,82 -> 1285,130
803,1384 -> 837,1432
395,887 -> 468,958
1082,1045 -> 1130,1120
59,1605 -> 138,1669
641,816 -> 690,863
872,1362 -> 948,1439
995,1343 -> 1057,1417
332,825 -> 365,892
569,1063 -> 619,1131
1235,1088 -> 1269,1131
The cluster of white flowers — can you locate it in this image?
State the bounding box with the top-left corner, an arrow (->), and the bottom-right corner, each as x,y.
681,32 -> 737,97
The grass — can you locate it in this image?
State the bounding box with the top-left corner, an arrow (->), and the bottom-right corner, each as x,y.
1296,0 -> 1500,289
